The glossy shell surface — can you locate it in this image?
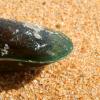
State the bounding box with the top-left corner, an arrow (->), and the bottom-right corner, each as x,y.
0,19 -> 73,65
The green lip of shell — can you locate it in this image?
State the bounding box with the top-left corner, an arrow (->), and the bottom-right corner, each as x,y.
35,32 -> 73,64
46,33 -> 73,63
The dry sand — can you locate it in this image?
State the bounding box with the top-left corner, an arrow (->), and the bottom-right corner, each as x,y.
0,0 -> 99,100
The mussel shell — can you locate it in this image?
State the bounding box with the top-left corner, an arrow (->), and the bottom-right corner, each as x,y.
0,18 -> 73,66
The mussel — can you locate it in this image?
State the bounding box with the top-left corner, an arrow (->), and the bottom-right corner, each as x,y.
0,18 -> 73,70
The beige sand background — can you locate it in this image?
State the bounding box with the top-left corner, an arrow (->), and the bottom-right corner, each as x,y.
0,0 -> 100,99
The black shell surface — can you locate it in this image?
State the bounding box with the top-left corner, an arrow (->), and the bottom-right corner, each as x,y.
0,19 -> 73,65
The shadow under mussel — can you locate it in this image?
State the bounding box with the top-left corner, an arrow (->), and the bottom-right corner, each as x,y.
0,61 -> 47,92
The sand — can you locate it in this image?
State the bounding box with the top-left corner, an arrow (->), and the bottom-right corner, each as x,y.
0,0 -> 99,99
